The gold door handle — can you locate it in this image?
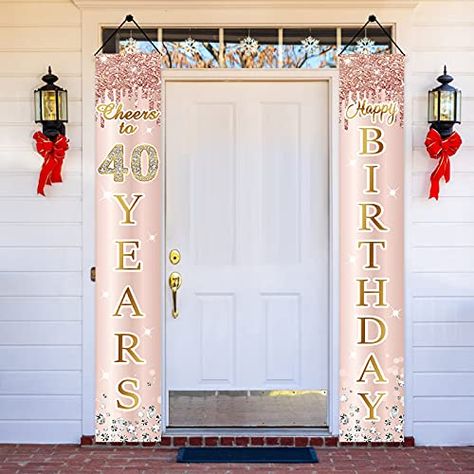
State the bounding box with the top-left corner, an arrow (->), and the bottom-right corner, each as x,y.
168,271 -> 182,318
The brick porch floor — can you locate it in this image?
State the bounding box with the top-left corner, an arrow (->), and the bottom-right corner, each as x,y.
0,445 -> 473,473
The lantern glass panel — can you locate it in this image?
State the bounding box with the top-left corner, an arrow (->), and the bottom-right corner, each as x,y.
41,91 -> 58,121
58,90 -> 68,121
428,90 -> 438,122
456,90 -> 462,122
34,90 -> 41,122
440,90 -> 455,121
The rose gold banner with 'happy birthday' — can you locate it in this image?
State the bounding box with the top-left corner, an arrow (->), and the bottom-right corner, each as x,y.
339,54 -> 405,443
95,53 -> 162,442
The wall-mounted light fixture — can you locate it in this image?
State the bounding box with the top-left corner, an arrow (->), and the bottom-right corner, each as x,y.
33,66 -> 69,196
34,66 -> 68,140
428,65 -> 461,138
425,66 -> 462,200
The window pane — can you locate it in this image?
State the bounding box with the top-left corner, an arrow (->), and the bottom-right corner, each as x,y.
282,28 -> 337,68
341,25 -> 392,54
102,28 -> 158,54
161,29 -> 219,68
224,29 -> 278,68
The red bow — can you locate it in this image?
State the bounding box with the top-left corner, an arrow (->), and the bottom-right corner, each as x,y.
424,128 -> 462,200
33,131 -> 69,196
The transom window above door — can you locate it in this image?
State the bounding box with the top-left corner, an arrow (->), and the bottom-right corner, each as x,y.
101,25 -> 393,68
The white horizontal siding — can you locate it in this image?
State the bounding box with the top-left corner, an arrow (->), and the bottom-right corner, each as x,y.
0,272 -> 82,296
0,3 -> 80,27
0,173 -> 81,198
414,322 -> 474,347
410,1 -> 474,446
0,248 -> 81,271
0,321 -> 81,345
0,199 -> 81,223
411,197 -> 474,223
0,149 -> 82,173
0,99 -> 82,124
412,423 -> 474,446
0,77 -> 82,101
0,224 -> 81,247
0,421 -> 82,444
414,374 -> 474,396
0,347 -> 81,370
414,347 -> 474,372
0,296 -> 81,320
413,147 -> 474,172
0,51 -> 81,75
0,371 -> 81,395
0,0 -> 82,444
414,398 -> 474,422
412,173 -> 474,198
0,124 -> 82,147
0,26 -> 81,51
412,297 -> 474,322
0,395 -> 81,420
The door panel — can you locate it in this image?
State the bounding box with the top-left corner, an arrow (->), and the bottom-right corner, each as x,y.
165,81 -> 329,427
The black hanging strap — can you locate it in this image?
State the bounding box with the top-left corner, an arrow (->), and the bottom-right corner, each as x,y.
338,14 -> 405,56
94,14 -> 160,56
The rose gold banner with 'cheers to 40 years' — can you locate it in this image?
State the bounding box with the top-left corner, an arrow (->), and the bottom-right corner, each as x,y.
339,54 -> 405,443
95,53 -> 162,442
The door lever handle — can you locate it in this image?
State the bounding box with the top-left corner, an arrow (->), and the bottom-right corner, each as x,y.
168,272 -> 182,318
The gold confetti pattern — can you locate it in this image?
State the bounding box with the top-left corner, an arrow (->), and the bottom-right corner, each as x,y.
95,53 -> 162,127
339,54 -> 405,129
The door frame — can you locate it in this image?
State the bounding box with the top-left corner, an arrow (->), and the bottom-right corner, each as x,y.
160,68 -> 339,434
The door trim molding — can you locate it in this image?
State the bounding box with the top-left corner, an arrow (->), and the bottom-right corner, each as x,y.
160,69 -> 339,434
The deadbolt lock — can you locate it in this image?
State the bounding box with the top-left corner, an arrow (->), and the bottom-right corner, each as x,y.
169,249 -> 181,265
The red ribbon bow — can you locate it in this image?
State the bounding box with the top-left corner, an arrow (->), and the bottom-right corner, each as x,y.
424,128 -> 462,200
33,131 -> 69,196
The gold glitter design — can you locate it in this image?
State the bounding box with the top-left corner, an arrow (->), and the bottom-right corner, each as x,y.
131,144 -> 160,182
339,54 -> 404,129
97,143 -> 128,182
95,53 -> 162,128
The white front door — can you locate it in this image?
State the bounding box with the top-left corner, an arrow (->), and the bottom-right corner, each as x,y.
165,80 -> 329,427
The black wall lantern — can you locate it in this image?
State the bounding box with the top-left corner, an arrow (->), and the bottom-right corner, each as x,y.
428,65 -> 461,138
34,66 -> 68,140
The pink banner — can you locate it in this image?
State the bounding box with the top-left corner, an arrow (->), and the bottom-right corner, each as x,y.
95,53 -> 162,442
339,54 -> 405,442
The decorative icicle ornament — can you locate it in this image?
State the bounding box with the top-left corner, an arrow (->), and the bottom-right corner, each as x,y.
301,35 -> 320,55
354,37 -> 376,54
239,35 -> 259,56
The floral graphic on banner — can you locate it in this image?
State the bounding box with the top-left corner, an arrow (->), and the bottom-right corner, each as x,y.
339,54 -> 405,442
95,53 -> 162,442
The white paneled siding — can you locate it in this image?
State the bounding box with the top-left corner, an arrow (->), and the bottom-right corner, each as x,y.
0,0 -> 82,443
410,1 -> 474,446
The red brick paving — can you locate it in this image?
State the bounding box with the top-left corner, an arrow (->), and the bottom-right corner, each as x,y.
0,444 -> 473,473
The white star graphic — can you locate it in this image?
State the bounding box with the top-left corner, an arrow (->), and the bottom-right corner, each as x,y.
148,233 -> 158,242
101,371 -> 110,380
388,187 -> 399,198
146,127 -> 154,134
391,308 -> 401,318
100,189 -> 113,201
101,291 -> 110,299
144,328 -> 153,337
348,255 -> 356,264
